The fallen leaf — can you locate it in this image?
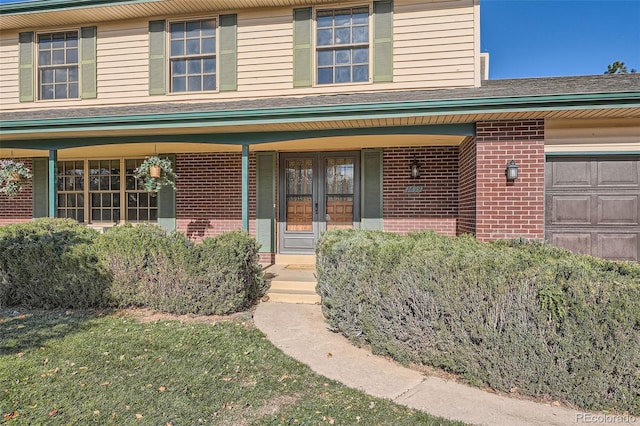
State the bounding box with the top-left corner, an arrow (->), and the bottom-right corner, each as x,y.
48,409 -> 59,417
43,358 -> 49,365
159,386 -> 166,392
100,381 -> 112,386
3,411 -> 19,419
222,377 -> 232,382
369,401 -> 375,409
16,353 -> 24,358
328,418 -> 335,425
135,413 -> 143,419
326,352 -> 332,358
93,410 -> 100,415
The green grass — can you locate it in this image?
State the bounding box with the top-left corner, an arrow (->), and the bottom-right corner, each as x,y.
1,310 -> 463,425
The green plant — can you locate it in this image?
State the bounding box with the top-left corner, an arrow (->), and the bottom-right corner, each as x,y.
133,156 -> 176,193
0,159 -> 32,197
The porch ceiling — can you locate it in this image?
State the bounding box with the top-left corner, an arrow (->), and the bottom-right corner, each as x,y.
0,0 -> 337,31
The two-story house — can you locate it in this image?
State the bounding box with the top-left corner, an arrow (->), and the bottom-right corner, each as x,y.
1,0 -> 639,262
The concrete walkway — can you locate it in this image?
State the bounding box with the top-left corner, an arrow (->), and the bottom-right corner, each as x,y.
254,302 -> 592,426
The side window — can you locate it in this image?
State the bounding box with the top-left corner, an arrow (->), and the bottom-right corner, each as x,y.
316,7 -> 370,85
38,31 -> 79,100
169,19 -> 217,92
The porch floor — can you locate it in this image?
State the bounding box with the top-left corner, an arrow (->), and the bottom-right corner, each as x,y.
263,264 -> 320,304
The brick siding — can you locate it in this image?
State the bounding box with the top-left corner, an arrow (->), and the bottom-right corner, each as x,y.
383,147 -> 458,236
458,136 -> 476,235
0,158 -> 33,224
474,120 -> 545,241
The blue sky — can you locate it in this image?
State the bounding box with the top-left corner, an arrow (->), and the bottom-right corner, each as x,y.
1,0 -> 639,79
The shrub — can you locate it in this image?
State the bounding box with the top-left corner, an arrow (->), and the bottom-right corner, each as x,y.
96,224 -> 266,315
316,229 -> 640,414
0,218 -> 109,308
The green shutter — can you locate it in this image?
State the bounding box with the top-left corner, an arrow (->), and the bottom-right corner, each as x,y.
256,152 -> 276,253
32,158 -> 48,218
18,32 -> 34,102
293,7 -> 312,87
157,154 -> 176,232
219,14 -> 237,92
361,149 -> 383,230
148,20 -> 166,95
373,0 -> 393,83
80,27 -> 97,99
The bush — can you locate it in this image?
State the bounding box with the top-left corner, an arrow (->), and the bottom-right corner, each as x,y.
96,224 -> 266,315
316,229 -> 640,414
0,218 -> 109,308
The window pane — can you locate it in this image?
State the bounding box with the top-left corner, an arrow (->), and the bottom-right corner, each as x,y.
317,50 -> 333,66
113,194 -> 120,207
336,50 -> 351,65
92,193 -> 101,207
139,210 -> 148,221
54,84 -> 67,99
352,26 -> 368,44
186,21 -> 200,37
126,175 -> 136,190
203,75 -> 216,91
111,176 -> 120,190
352,10 -> 369,25
58,194 -> 66,207
353,48 -> 368,64
186,38 -> 200,55
127,209 -> 136,221
335,28 -> 350,45
92,209 -> 101,221
188,59 -> 201,74
39,51 -> 51,66
69,83 -> 79,98
173,76 -> 186,92
170,23 -> 184,39
203,58 -> 216,74
67,48 -> 78,64
172,59 -> 186,75
318,68 -> 333,84
335,66 -> 350,83
317,13 -> 333,28
39,35 -> 51,49
52,34 -> 64,49
41,69 -> 53,83
188,75 -> 201,91
171,40 -> 184,56
66,34 -> 78,48
317,29 -> 332,46
53,49 -> 65,65
150,210 -> 158,221
102,193 -> 111,208
353,65 -> 368,82
54,68 -> 67,83
140,194 -> 148,207
202,20 -> 215,37
334,12 -> 351,27
41,85 -> 54,99
68,67 -> 78,82
201,37 -> 215,54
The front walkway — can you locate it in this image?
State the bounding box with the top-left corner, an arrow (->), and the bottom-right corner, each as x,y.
253,302 -> 593,426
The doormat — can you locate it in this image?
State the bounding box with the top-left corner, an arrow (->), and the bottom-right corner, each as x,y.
284,264 -> 316,270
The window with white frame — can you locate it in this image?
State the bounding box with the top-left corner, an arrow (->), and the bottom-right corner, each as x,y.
316,6 -> 369,85
38,31 -> 79,99
169,19 -> 217,92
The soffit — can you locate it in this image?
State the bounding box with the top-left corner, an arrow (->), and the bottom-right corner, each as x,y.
0,0 -> 338,30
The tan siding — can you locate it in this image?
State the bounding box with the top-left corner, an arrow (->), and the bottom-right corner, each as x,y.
1,0 -> 479,112
546,118 -> 640,153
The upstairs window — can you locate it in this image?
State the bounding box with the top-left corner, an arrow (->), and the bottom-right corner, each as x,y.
37,31 -> 79,100
316,6 -> 369,85
169,19 -> 217,92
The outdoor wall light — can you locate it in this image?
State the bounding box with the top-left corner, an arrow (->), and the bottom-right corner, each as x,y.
506,160 -> 519,180
410,156 -> 420,179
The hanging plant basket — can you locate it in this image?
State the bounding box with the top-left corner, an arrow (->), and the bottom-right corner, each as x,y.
134,156 -> 177,193
0,159 -> 32,198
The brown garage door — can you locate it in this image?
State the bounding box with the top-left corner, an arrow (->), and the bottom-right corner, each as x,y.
545,156 -> 640,262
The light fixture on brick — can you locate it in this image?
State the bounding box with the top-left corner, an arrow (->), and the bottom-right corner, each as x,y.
506,160 -> 518,180
410,156 -> 420,179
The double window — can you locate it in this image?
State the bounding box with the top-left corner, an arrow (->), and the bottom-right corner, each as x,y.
169,19 -> 217,92
316,7 -> 370,85
38,31 -> 79,100
57,159 -> 159,224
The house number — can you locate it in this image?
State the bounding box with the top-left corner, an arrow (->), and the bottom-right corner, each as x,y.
405,185 -> 424,193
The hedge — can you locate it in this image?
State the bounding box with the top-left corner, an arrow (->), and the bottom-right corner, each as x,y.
0,220 -> 266,315
316,229 -> 640,414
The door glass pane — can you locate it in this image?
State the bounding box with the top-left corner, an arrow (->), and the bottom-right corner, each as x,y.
325,157 -> 354,229
285,158 -> 313,232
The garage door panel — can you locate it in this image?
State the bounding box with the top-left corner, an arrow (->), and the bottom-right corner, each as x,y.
550,195 -> 592,225
597,195 -> 639,225
551,160 -> 592,187
597,233 -> 638,262
597,160 -> 639,187
550,232 -> 592,256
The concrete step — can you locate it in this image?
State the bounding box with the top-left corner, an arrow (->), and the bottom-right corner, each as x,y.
266,292 -> 321,304
269,280 -> 317,292
275,254 -> 316,265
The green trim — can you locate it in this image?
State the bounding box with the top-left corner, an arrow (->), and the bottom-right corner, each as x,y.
241,144 -> 249,231
157,154 -> 176,232
546,151 -> 640,157
256,151 -> 276,253
0,124 -> 475,149
2,92 -> 638,137
48,150 -> 57,218
1,0 -> 159,15
32,158 -> 49,218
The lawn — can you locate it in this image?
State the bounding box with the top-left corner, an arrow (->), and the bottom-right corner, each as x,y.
1,309 -> 462,425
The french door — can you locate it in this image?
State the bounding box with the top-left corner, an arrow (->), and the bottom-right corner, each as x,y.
279,152 -> 360,253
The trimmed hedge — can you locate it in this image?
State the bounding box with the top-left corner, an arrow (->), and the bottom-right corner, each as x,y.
0,218 -> 109,308
0,220 -> 266,315
316,229 -> 640,414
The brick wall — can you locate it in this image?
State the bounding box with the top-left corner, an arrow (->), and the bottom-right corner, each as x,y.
175,153 -> 257,241
0,158 -> 33,225
474,120 -> 545,241
383,147 -> 458,235
458,137 -> 476,235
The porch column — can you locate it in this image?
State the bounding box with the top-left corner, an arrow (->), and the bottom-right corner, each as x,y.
242,144 -> 249,231
48,149 -> 57,218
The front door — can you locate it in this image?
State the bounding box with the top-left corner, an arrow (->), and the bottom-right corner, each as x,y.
279,152 -> 360,253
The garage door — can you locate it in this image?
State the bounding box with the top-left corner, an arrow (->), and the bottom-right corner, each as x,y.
545,156 -> 640,262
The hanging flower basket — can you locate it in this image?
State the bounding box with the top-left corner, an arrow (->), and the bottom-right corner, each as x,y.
134,156 -> 177,193
0,159 -> 32,198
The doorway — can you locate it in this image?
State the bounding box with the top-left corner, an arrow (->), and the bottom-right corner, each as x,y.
279,152 -> 360,253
